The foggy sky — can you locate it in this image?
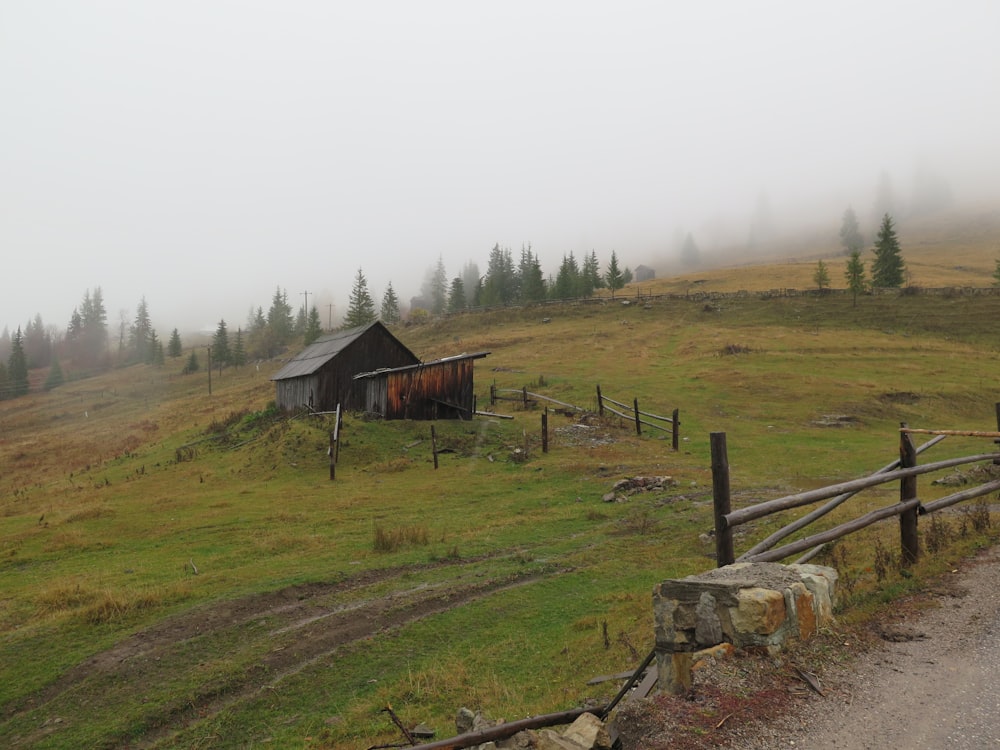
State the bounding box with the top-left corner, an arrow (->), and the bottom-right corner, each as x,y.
2,1 -> 999,335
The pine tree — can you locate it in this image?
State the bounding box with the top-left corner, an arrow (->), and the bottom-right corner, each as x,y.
212,319 -> 231,370
8,327 -> 29,398
813,260 -> 830,291
425,256 -> 448,315
232,328 -> 247,367
182,350 -> 200,374
23,314 -> 51,369
871,213 -> 905,288
129,297 -> 153,364
380,282 -> 401,324
481,244 -> 516,307
839,206 -> 864,256
167,328 -> 182,358
147,329 -> 161,365
461,261 -> 482,307
344,268 -> 376,327
519,248 -> 546,303
553,253 -> 580,299
267,288 -> 294,346
605,251 -> 625,298
845,250 -> 867,307
44,359 -> 65,391
447,277 -> 466,313
304,307 -> 323,345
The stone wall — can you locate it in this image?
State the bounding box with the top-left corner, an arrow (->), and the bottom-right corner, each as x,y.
653,562 -> 837,693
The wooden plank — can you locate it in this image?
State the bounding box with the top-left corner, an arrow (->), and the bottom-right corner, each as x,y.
625,664 -> 659,703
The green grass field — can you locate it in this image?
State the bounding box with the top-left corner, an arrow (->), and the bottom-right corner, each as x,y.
3,212 -> 1000,748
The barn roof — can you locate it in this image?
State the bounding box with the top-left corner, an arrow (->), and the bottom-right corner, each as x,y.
352,351 -> 490,380
270,321 -> 415,381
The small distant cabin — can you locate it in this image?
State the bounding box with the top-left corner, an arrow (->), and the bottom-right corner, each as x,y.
634,264 -> 656,282
353,352 -> 490,420
271,321 -> 419,412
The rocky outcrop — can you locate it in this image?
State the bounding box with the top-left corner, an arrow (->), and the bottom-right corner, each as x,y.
653,562 -> 837,693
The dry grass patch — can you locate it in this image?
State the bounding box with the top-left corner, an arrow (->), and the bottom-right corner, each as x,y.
372,523 -> 430,552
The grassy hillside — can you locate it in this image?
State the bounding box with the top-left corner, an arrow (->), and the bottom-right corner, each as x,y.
3,211 -> 1000,748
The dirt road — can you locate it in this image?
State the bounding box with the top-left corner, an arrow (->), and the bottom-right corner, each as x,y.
738,544 -> 1000,749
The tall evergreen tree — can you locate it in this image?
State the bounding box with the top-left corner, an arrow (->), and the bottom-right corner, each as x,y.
839,206 -> 864,256
212,319 -> 231,370
304,307 -> 323,345
552,252 -> 580,299
150,331 -> 165,365
23,314 -> 51,369
44,358 -> 65,391
182,350 -> 200,374
344,268 -> 376,327
267,288 -> 294,346
8,327 -> 29,398
447,277 -> 466,313
481,244 -> 516,307
380,282 -> 401,324
519,247 -> 546,303
582,250 -> 604,294
871,213 -> 905,288
605,251 -> 625,297
129,297 -> 153,364
0,361 -> 8,401
167,328 -> 182,358
461,261 -> 482,307
845,250 -> 867,307
422,256 -> 448,315
232,328 -> 247,367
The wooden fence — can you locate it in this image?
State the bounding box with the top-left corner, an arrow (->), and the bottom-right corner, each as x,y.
710,405 -> 1000,567
489,383 -> 680,451
596,385 -> 679,450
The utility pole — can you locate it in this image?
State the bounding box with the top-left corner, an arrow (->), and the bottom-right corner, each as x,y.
301,290 -> 309,318
327,303 -> 334,330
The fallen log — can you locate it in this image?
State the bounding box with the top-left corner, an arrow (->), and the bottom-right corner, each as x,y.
402,706 -> 607,750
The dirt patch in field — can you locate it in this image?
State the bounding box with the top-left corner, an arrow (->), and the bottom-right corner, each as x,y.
7,555 -> 549,748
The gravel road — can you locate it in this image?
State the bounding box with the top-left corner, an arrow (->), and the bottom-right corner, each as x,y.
737,544 -> 1000,749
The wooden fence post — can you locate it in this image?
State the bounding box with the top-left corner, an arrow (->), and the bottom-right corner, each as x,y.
994,402 -> 1000,465
522,386 -> 528,408
431,425 -> 439,469
710,432 -> 735,567
490,383 -> 496,406
899,423 -> 919,566
633,398 -> 641,436
334,404 -> 342,462
672,408 -> 680,451
329,403 -> 342,480
327,430 -> 337,482
541,409 -> 549,453
596,385 -> 604,416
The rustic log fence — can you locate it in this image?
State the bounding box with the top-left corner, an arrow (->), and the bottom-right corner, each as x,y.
489,383 -> 680,450
596,385 -> 679,450
489,384 -> 586,414
711,406 -> 1000,567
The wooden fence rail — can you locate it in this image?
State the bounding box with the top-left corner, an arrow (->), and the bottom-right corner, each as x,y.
711,404 -> 1000,567
596,384 -> 680,450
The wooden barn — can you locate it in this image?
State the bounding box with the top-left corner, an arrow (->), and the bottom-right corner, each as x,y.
352,352 -> 490,420
271,321 -> 419,412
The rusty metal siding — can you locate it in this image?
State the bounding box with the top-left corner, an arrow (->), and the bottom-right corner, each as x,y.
381,359 -> 475,419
